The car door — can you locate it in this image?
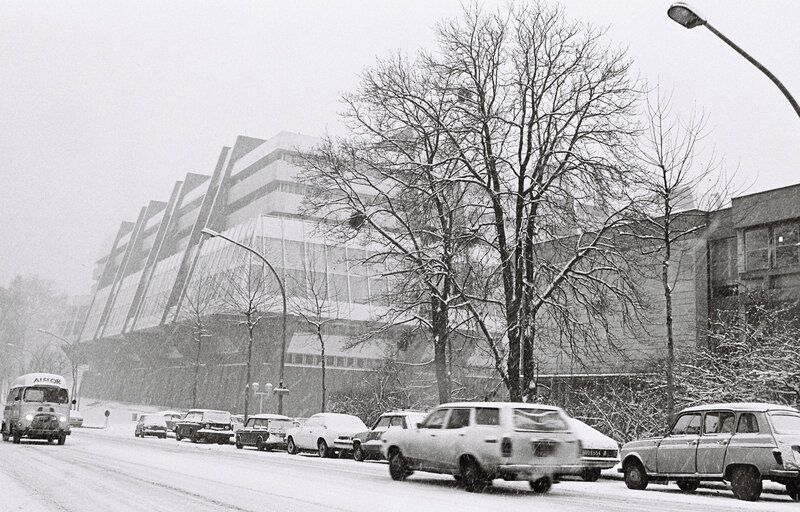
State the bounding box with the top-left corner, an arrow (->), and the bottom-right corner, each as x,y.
696,410 -> 734,475
299,416 -> 322,450
656,412 -> 701,474
241,418 -> 256,445
438,408 -> 472,472
406,408 -> 449,470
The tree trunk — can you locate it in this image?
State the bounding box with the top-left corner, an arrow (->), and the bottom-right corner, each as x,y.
317,329 -> 326,412
192,323 -> 202,408
431,294 -> 451,403
245,318 -> 254,420
663,245 -> 675,425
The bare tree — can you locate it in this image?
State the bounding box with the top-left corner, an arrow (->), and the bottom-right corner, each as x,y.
288,252 -> 342,413
219,252 -> 279,419
625,89 -> 733,423
175,269 -> 220,408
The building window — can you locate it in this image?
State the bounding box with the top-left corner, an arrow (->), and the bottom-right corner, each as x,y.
710,238 -> 737,283
744,227 -> 769,271
775,222 -> 800,268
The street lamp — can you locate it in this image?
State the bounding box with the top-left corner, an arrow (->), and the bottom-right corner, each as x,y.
37,328 -> 81,410
200,228 -> 289,414
667,2 -> 800,118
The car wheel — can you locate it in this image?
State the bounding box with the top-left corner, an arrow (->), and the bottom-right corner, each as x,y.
287,437 -> 298,455
317,439 -> 330,458
175,431 -> 182,441
581,468 -> 601,482
235,437 -> 243,449
256,437 -> 265,451
12,428 -> 21,444
191,432 -> 199,443
623,460 -> 648,490
529,476 -> 552,493
787,481 -> 800,501
57,434 -> 66,446
461,459 -> 489,493
353,443 -> 365,462
388,450 -> 409,481
730,466 -> 762,501
676,478 -> 700,492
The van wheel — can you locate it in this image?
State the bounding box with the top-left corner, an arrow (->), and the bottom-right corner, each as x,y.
676,479 -> 699,492
787,481 -> 800,501
1,423 -> 8,442
57,434 -> 66,445
530,476 -> 552,493
461,459 -> 489,493
624,459 -> 648,490
730,466 -> 762,501
12,429 -> 22,444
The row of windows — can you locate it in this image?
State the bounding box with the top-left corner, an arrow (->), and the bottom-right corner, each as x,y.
672,411 -> 760,436
284,352 -> 379,369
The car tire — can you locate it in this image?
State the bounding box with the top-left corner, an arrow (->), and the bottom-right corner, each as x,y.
730,466 -> 762,501
530,476 -> 552,493
256,437 -> 265,451
287,437 -> 298,455
581,468 -> 601,482
787,481 -> 800,501
623,460 -> 648,490
12,428 -> 21,444
176,431 -> 182,441
235,437 -> 243,449
388,450 -> 409,481
317,439 -> 330,458
461,459 -> 489,493
676,479 -> 700,492
191,432 -> 199,444
353,443 -> 365,462
57,434 -> 66,445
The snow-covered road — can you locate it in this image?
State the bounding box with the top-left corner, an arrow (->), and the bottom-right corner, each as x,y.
1,425 -> 797,512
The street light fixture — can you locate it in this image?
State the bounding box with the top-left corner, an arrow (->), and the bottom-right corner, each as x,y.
667,2 -> 800,118
200,228 -> 289,414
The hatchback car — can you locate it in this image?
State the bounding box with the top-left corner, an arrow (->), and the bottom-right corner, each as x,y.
620,402 -> 800,501
67,410 -> 84,428
175,409 -> 232,444
235,413 -> 293,451
380,402 -> 582,493
351,411 -> 427,462
559,418 -> 619,481
286,413 -> 367,457
135,414 -> 168,438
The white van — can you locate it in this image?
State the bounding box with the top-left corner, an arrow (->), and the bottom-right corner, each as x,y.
2,373 -> 73,445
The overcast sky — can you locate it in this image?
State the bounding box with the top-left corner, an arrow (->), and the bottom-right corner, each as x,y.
1,0 -> 798,295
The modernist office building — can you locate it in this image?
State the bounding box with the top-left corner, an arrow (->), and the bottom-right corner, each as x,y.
74,129 -> 800,414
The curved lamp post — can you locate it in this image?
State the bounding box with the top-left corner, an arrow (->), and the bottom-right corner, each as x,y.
667,2 -> 800,118
200,228 -> 289,414
37,329 -> 80,410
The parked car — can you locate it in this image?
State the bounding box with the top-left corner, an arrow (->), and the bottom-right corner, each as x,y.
351,411 -> 427,462
381,402 -> 582,493
558,418 -> 619,481
231,414 -> 245,432
68,410 -> 84,428
235,413 -> 293,451
135,414 -> 168,439
157,410 -> 185,432
620,402 -> 800,502
286,413 -> 367,458
175,409 -> 232,444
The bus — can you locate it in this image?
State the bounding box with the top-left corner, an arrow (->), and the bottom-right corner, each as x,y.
2,373 -> 74,444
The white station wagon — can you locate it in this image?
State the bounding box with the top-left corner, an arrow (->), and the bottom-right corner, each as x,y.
620,402 -> 800,502
381,402 -> 582,493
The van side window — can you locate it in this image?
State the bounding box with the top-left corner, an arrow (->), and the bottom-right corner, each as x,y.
737,413 -> 759,433
671,413 -> 702,435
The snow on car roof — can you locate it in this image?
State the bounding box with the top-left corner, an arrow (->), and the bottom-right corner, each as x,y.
681,402 -> 799,413
247,414 -> 291,419
438,401 -> 562,411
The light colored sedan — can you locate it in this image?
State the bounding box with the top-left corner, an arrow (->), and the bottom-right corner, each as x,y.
558,418 -> 619,481
285,413 -> 367,458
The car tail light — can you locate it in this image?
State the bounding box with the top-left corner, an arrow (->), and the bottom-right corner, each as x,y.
576,439 -> 583,456
501,436 -> 512,457
773,450 -> 784,465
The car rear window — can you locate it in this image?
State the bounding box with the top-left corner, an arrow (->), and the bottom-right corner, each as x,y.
513,408 -> 567,431
203,411 -> 231,423
769,413 -> 800,434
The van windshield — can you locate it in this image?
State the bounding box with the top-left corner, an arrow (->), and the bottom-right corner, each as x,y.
769,413 -> 800,434
23,386 -> 68,404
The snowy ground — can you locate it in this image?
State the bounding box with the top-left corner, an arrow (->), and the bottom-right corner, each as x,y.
1,399 -> 797,512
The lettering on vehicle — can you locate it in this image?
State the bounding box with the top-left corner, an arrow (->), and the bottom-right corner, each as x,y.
33,377 -> 62,385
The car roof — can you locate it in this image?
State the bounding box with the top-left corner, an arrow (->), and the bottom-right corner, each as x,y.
680,402 -> 799,413
310,413 -> 359,418
247,414 -> 291,420
437,401 -> 562,411
382,410 -> 427,416
187,409 -> 230,414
